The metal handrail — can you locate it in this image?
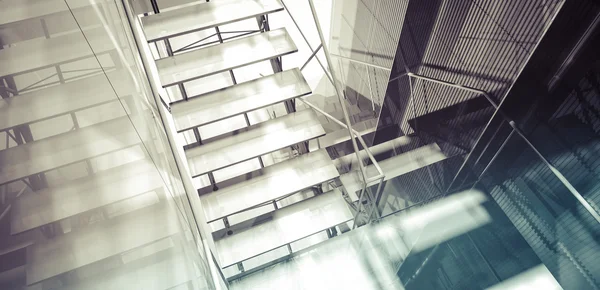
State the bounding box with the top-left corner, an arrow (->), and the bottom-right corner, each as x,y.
297,97 -> 384,179
307,0 -> 384,226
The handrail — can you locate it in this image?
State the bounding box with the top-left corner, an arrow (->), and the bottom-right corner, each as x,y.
307,0 -> 384,226
307,0 -> 367,184
297,97 -> 383,180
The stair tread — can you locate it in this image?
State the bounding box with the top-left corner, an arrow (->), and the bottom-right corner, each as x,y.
171,68 -> 310,132
216,188 -> 352,267
185,109 -> 325,177
0,70 -> 133,131
0,27 -> 115,77
0,116 -> 141,186
142,0 -> 283,42
11,159 -> 163,235
340,143 -> 449,197
26,202 -> 179,285
156,28 -> 296,87
201,149 -> 339,222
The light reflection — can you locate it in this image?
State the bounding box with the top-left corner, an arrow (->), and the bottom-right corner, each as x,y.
232,189 -> 495,290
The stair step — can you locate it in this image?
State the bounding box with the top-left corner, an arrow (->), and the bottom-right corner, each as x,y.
25,202 -> 179,285
0,117 -> 141,186
156,28 -> 296,87
185,109 -> 325,177
200,149 -> 338,223
340,143 -> 450,199
215,188 -> 352,267
142,0 -> 283,42
171,68 -> 310,132
0,27 -> 115,77
0,70 -> 132,131
10,159 -> 163,235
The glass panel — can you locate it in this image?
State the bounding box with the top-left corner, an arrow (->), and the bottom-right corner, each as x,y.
474,130 -> 600,289
520,64 -> 600,224
0,0 -> 215,289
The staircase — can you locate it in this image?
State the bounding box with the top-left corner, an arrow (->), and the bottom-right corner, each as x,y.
0,0 -> 481,288
139,0 -> 355,281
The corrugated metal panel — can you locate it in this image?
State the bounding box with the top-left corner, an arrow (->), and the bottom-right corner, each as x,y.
387,0 -> 563,136
330,0 -> 409,107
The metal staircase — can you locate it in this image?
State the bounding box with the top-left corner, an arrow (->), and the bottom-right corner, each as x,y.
137,0 -> 355,281
0,0 -> 479,288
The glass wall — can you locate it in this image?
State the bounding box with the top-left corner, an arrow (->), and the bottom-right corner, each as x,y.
0,0 -> 218,289
472,127 -> 600,290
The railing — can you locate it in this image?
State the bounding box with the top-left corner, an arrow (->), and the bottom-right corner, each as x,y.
303,0 -> 385,226
337,50 -> 600,225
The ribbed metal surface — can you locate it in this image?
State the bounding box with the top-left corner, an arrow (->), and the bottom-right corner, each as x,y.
386,0 -> 564,136
331,0 -> 409,107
